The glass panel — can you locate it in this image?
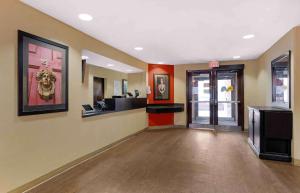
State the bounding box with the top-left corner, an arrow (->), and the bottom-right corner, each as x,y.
217,72 -> 237,102
217,72 -> 238,126
191,73 -> 210,125
217,103 -> 238,126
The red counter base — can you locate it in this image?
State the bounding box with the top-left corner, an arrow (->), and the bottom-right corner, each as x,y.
148,113 -> 174,126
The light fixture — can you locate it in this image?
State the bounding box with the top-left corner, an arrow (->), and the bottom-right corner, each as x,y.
134,47 -> 143,51
107,64 -> 114,67
78,13 -> 93,21
243,34 -> 255,39
233,56 -> 241,59
81,55 -> 89,60
158,62 -> 164,64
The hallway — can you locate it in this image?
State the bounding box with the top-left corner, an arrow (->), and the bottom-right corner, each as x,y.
27,129 -> 300,193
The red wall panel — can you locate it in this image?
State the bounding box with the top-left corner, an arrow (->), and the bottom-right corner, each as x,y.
148,64 -> 174,126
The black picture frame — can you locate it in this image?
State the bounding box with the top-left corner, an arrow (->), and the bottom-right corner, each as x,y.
154,74 -> 170,100
18,30 -> 69,116
271,50 -> 291,109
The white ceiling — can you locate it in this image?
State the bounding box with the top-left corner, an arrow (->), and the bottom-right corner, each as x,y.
21,0 -> 300,64
82,50 -> 144,73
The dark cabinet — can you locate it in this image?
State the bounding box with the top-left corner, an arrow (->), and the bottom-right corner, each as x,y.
248,106 -> 292,162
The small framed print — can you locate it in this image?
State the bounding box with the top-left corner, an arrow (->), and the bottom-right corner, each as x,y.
18,30 -> 69,116
154,74 -> 170,100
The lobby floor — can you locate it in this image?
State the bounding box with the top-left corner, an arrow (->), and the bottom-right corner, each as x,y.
27,129 -> 300,193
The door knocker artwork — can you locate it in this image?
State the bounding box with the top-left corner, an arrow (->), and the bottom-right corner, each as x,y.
18,30 -> 68,115
37,68 -> 56,101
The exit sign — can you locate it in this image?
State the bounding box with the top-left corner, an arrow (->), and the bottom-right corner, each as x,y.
209,60 -> 219,68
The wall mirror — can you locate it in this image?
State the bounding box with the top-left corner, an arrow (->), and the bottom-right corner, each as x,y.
271,51 -> 291,109
81,49 -> 146,107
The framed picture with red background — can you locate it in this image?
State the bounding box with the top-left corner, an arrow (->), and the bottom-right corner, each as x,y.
18,30 -> 68,116
154,74 -> 170,100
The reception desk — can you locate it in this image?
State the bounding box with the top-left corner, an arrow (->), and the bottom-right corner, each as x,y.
82,98 -> 147,118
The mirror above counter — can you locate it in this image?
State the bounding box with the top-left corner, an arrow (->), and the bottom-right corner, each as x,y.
81,50 -> 147,117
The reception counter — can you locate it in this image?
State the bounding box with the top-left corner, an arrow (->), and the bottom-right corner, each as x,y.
82,98 -> 147,118
146,103 -> 184,113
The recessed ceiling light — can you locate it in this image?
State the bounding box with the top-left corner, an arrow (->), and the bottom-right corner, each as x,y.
81,55 -> 89,60
78,13 -> 93,21
134,47 -> 143,51
243,34 -> 255,39
158,62 -> 164,64
107,64 -> 114,67
233,56 -> 241,59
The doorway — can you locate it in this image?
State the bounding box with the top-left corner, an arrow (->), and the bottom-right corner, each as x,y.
93,77 -> 105,106
187,65 -> 244,130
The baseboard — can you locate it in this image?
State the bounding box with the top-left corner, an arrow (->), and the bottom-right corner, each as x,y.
8,128 -> 147,193
147,124 -> 186,130
293,158 -> 300,166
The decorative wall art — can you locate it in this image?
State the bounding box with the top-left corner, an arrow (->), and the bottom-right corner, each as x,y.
18,30 -> 68,116
154,74 -> 170,100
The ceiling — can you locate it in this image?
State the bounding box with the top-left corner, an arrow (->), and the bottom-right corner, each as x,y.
21,0 -> 300,65
82,50 -> 144,73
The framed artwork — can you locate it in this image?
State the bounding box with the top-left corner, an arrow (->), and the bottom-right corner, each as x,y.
18,30 -> 69,116
271,51 -> 291,109
154,74 -> 170,100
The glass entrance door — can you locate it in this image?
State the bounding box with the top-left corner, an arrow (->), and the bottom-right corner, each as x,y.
189,72 -> 213,128
187,65 -> 244,130
215,71 -> 240,129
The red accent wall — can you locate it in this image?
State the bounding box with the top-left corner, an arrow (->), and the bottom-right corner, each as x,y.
148,64 -> 174,126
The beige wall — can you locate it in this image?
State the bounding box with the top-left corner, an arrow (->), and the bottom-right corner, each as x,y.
294,27 -> 300,162
84,65 -> 147,103
128,72 -> 147,98
174,60 -> 259,128
85,65 -> 128,102
0,1 -> 147,192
